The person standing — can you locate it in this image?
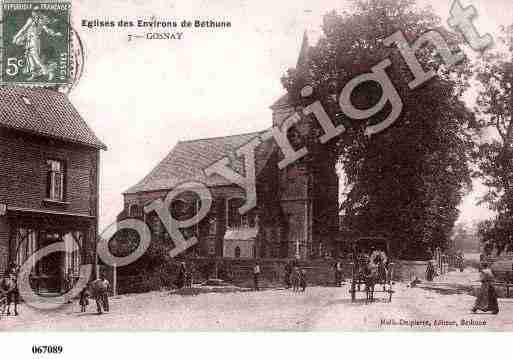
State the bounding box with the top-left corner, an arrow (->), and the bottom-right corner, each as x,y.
90,274 -> 110,314
335,260 -> 343,287
284,261 -> 292,289
300,268 -> 307,292
472,263 -> 499,314
177,261 -> 187,289
458,252 -> 465,272
79,287 -> 90,313
426,260 -> 435,282
253,262 -> 261,291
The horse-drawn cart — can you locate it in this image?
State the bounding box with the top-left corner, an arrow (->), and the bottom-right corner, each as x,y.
349,237 -> 395,303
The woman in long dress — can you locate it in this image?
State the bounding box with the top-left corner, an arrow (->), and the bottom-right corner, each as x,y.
472,263 -> 499,314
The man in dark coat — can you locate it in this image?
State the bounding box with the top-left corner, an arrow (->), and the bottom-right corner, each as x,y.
335,260 -> 343,286
90,274 -> 110,314
253,262 -> 261,291
284,262 -> 292,288
426,261 -> 435,282
176,262 -> 187,289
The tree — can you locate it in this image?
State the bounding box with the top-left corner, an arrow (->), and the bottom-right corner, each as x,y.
473,25 -> 513,254
451,222 -> 479,253
281,0 -> 474,259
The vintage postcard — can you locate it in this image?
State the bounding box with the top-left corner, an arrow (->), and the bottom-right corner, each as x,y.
1,0 -> 513,355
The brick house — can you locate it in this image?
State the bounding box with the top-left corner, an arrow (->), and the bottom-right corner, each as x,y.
0,87 -> 106,294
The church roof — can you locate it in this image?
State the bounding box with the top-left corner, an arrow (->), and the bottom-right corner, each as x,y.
0,87 -> 106,150
270,93 -> 291,110
224,227 -> 259,241
124,130 -> 275,194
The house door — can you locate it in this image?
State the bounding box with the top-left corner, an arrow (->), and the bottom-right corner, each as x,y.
37,230 -> 64,293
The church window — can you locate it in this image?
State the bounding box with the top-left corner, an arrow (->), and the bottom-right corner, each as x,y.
208,217 -> 217,235
227,197 -> 244,228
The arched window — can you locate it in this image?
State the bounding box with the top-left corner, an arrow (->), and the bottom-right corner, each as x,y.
128,204 -> 142,218
234,246 -> 241,258
170,199 -> 189,219
150,213 -> 164,237
227,197 -> 244,228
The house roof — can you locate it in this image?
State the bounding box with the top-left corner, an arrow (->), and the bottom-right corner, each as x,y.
0,87 -> 106,150
124,130 -> 276,194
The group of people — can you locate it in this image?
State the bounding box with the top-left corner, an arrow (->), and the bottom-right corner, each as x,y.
283,262 -> 307,292
78,273 -> 111,314
425,252 -> 466,282
176,262 -> 194,289
425,256 -> 499,314
1,252 -> 503,317
0,263 -> 20,316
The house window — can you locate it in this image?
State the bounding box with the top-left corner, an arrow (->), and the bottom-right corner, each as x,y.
47,159 -> 65,201
234,246 -> 241,258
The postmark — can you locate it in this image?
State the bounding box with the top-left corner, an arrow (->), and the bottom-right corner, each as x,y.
1,1 -> 71,85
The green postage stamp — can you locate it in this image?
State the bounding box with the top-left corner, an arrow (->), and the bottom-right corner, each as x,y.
1,1 -> 71,85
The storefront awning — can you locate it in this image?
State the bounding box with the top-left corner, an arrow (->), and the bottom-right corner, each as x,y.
7,206 -> 95,219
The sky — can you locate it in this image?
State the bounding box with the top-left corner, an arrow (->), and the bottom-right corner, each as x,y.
68,0 -> 513,230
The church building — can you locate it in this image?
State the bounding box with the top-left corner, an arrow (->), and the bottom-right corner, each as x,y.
120,35 -> 340,260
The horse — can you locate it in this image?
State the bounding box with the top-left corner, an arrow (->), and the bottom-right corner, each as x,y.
362,266 -> 376,303
0,273 -> 19,316
364,262 -> 388,303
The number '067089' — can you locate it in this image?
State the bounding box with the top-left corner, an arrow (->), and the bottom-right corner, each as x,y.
31,345 -> 63,355
6,57 -> 25,76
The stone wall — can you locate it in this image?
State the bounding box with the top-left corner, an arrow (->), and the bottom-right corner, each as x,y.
114,258 -> 353,294
393,260 -> 429,281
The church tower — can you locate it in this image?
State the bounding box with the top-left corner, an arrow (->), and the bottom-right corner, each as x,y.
270,31 -> 340,259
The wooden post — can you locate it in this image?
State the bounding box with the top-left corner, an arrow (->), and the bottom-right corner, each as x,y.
113,264 -> 117,296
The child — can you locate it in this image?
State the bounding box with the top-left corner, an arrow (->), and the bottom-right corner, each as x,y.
79,287 -> 89,313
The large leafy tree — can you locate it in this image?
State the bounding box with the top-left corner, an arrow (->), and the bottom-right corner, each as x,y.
282,0 -> 474,259
473,25 -> 513,255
